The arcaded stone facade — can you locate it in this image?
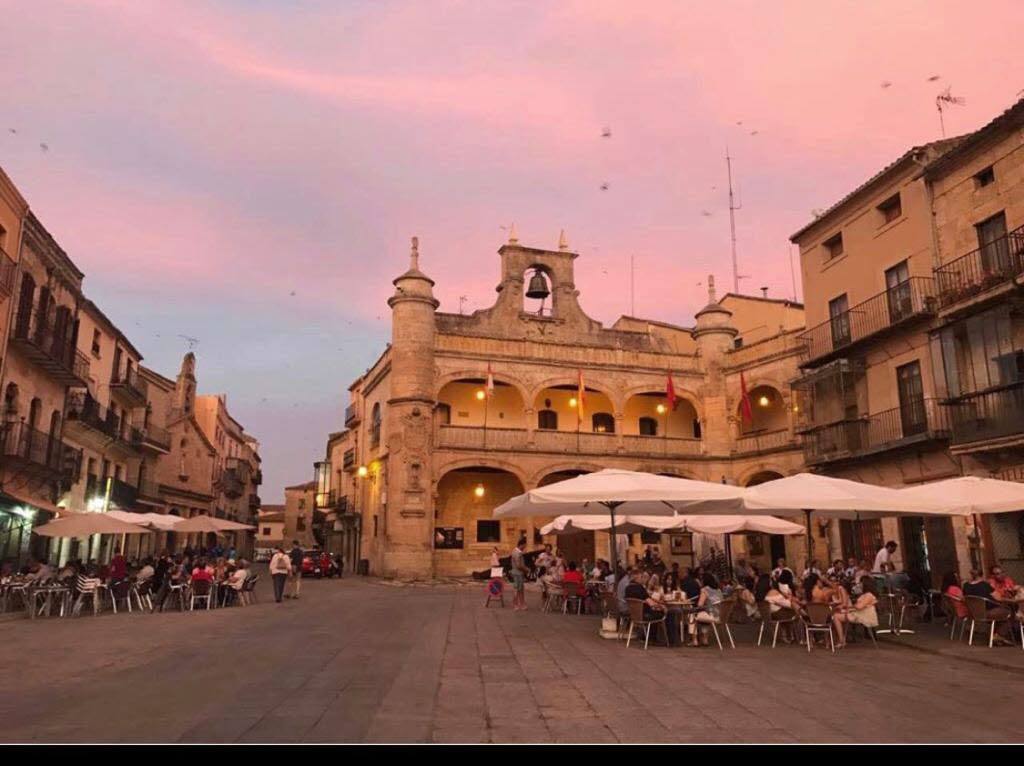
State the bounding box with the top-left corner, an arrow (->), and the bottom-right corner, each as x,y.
318,234 -> 807,579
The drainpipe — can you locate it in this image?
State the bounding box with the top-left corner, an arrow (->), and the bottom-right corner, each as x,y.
0,208 -> 28,404
911,151 -> 943,271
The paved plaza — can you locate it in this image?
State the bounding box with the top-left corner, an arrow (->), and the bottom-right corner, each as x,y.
2,574 -> 1024,744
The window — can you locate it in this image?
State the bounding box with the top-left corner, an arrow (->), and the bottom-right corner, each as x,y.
298,499 -> 305,510
638,416 -> 658,436
823,232 -> 844,260
975,166 -> 995,188
877,194 -> 902,224
477,520 -> 501,543
297,515 -> 306,531
693,419 -> 702,439
262,527 -> 271,536
733,337 -> 744,349
885,260 -> 912,323
977,212 -> 1008,272
91,329 -> 102,357
896,361 -> 926,436
829,294 -> 851,348
537,409 -> 558,430
370,403 -> 382,447
436,403 -> 451,425
592,412 -> 615,433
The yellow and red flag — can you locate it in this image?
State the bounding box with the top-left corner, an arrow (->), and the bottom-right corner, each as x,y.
576,369 -> 586,420
666,371 -> 677,411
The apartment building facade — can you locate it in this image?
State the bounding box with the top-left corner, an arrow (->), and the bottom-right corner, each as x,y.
314,234 -> 808,579
792,97 -> 1024,585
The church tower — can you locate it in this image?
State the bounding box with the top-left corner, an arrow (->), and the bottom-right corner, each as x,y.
383,237 -> 439,577
174,352 -> 197,417
692,276 -> 738,455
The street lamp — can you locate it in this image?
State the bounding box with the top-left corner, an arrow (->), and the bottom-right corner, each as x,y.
474,484 -> 485,498
758,394 -> 771,408
475,390 -> 486,401
357,465 -> 368,478
656,404 -> 667,415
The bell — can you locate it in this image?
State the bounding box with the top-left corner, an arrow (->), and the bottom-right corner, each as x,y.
526,270 -> 550,300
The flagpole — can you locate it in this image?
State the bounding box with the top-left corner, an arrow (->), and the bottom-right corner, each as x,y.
483,388 -> 488,449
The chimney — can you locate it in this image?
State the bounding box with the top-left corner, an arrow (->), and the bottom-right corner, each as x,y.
760,286 -> 769,299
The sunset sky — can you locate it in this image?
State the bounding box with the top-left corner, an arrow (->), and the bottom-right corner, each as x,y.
1,0 -> 1022,500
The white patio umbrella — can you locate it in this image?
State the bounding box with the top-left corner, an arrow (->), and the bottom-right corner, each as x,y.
138,512 -> 186,531
898,476 -> 1024,516
740,473 -> 934,558
493,469 -> 746,582
33,514 -> 152,537
171,515 -> 255,533
540,513 -> 805,536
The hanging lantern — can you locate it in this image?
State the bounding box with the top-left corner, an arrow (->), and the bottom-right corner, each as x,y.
526,269 -> 550,300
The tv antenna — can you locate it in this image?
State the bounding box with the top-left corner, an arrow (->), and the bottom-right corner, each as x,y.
935,86 -> 965,138
458,296 -> 468,315
726,148 -> 745,292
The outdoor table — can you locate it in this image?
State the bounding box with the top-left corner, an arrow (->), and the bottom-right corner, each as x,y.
876,592 -> 915,636
663,598 -> 699,645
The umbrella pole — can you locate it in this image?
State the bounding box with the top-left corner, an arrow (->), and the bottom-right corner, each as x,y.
605,501 -> 622,589
724,533 -> 733,579
804,509 -> 813,571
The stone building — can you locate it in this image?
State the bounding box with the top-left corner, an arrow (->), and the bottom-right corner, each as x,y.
791,97 -> 1024,585
315,233 -> 807,579
0,162 -> 262,567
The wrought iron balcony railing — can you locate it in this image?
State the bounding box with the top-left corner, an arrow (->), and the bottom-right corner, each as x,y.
944,382 -> 1024,447
110,366 -> 148,405
0,422 -> 79,479
10,307 -> 90,385
935,225 -> 1024,308
344,403 -> 359,426
135,422 -> 171,452
66,391 -> 120,439
733,429 -> 795,454
0,247 -> 16,297
798,278 -> 937,366
802,398 -> 949,465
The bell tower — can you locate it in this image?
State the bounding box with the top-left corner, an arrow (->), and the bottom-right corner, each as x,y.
174,352 -> 197,417
383,237 -> 439,578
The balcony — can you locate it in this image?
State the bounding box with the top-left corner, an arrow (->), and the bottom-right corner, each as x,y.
944,382 -> 1024,449
0,247 -> 16,297
802,399 -> 949,465
435,425 -> 702,458
66,391 -> 120,440
136,476 -> 163,506
733,429 -> 796,455
219,468 -> 245,498
935,225 -> 1024,309
345,404 -> 359,427
110,366 -> 149,407
9,307 -> 90,386
248,493 -> 261,511
343,448 -> 356,471
135,423 -> 171,453
798,278 -> 937,367
0,422 -> 80,482
85,474 -> 139,510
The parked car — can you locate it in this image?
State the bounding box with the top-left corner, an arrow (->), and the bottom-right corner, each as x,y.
254,548 -> 273,563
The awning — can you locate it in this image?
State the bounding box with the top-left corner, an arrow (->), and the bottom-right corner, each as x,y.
0,490 -> 65,517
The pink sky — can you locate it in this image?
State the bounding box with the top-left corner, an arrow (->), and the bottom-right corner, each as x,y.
1,0 -> 1022,498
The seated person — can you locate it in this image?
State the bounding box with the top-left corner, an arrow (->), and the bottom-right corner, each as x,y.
190,559 -> 214,584
135,558 -> 156,584
826,559 -> 846,581
833,576 -> 880,646
679,568 -> 702,602
646,574 -> 665,602
805,572 -> 834,605
223,561 -> 250,605
963,568 -> 1014,645
987,565 -> 1019,601
941,571 -> 968,620
691,573 -> 725,647
624,572 -> 679,646
616,567 -> 633,613
562,561 -> 585,598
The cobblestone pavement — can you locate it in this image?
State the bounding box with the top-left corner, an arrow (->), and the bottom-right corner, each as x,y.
2,575 -> 1023,743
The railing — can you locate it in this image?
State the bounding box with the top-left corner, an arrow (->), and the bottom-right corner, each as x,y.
343,448 -> 355,470
344,404 -> 358,426
0,247 -> 16,297
618,434 -> 703,457
935,225 -> 1024,308
136,475 -> 162,500
226,456 -> 252,484
111,366 -> 148,402
66,391 -> 120,439
799,278 -> 937,365
83,474 -> 138,509
725,331 -> 805,369
219,468 -> 244,498
10,307 -> 90,383
733,429 -> 794,454
136,422 -> 171,451
248,494 -> 261,510
802,399 -> 949,464
437,425 -> 530,451
0,422 -> 77,476
944,382 -> 1024,446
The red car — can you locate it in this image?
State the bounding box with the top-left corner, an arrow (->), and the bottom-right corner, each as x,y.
300,550 -> 341,578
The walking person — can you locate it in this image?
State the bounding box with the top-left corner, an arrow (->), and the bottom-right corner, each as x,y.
270,547 -> 291,603
287,539 -> 304,599
510,537 -> 529,611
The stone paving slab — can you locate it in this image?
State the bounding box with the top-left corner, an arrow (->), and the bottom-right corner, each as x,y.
2,575 -> 1024,743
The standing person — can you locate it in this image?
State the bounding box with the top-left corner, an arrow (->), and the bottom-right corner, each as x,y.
270,547 -> 291,603
287,539 -> 304,599
109,548 -> 128,583
509,537 -> 529,611
873,541 -> 898,573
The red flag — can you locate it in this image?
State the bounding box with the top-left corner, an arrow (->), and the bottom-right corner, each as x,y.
666,371 -> 678,411
739,372 -> 753,425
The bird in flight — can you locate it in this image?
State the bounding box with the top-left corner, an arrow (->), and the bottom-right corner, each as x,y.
7,128 -> 15,134
701,210 -> 713,217
601,127 -> 612,138
39,142 -> 49,153
927,75 -> 941,82
599,182 -> 609,191
880,81 -> 893,89
750,130 -> 759,136
289,290 -> 296,297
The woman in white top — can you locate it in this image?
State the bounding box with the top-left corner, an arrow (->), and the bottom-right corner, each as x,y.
647,574 -> 665,602
832,576 -> 880,647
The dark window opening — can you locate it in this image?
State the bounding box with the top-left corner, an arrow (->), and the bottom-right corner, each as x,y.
639,416 -> 658,436
975,166 -> 995,188
592,412 -> 615,433
877,193 -> 902,224
477,520 -> 501,543
537,409 -> 558,430
824,232 -> 844,260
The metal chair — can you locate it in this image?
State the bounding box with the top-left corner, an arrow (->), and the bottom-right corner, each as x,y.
562,579 -> 585,615
625,597 -> 668,650
189,579 -> 213,610
543,582 -> 565,614
599,591 -> 629,639
132,579 -> 154,612
964,595 -> 1014,648
239,575 -> 258,606
759,601 -> 798,647
804,602 -> 836,653
716,598 -> 738,649
108,580 -> 133,614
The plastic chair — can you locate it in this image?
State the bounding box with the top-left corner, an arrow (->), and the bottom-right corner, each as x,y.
108,580 -> 133,614
71,576 -> 102,617
964,595 -> 1014,648
190,579 -> 213,610
804,602 -> 836,653
543,582 -> 565,614
625,598 -> 668,650
562,580 -> 585,615
940,593 -> 967,641
240,575 -> 259,606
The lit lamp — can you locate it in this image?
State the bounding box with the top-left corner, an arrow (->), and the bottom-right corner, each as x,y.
474,484 -> 485,498
758,394 -> 771,408
357,465 -> 369,478
475,390 -> 486,401
569,397 -> 577,408
656,404 -> 667,415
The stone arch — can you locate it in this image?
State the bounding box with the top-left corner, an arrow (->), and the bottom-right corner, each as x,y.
738,466 -> 788,487
736,381 -> 790,435
528,376 -> 622,415
621,382 -> 703,421
435,369 -> 530,407
434,456 -> 529,490
527,461 -> 605,489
